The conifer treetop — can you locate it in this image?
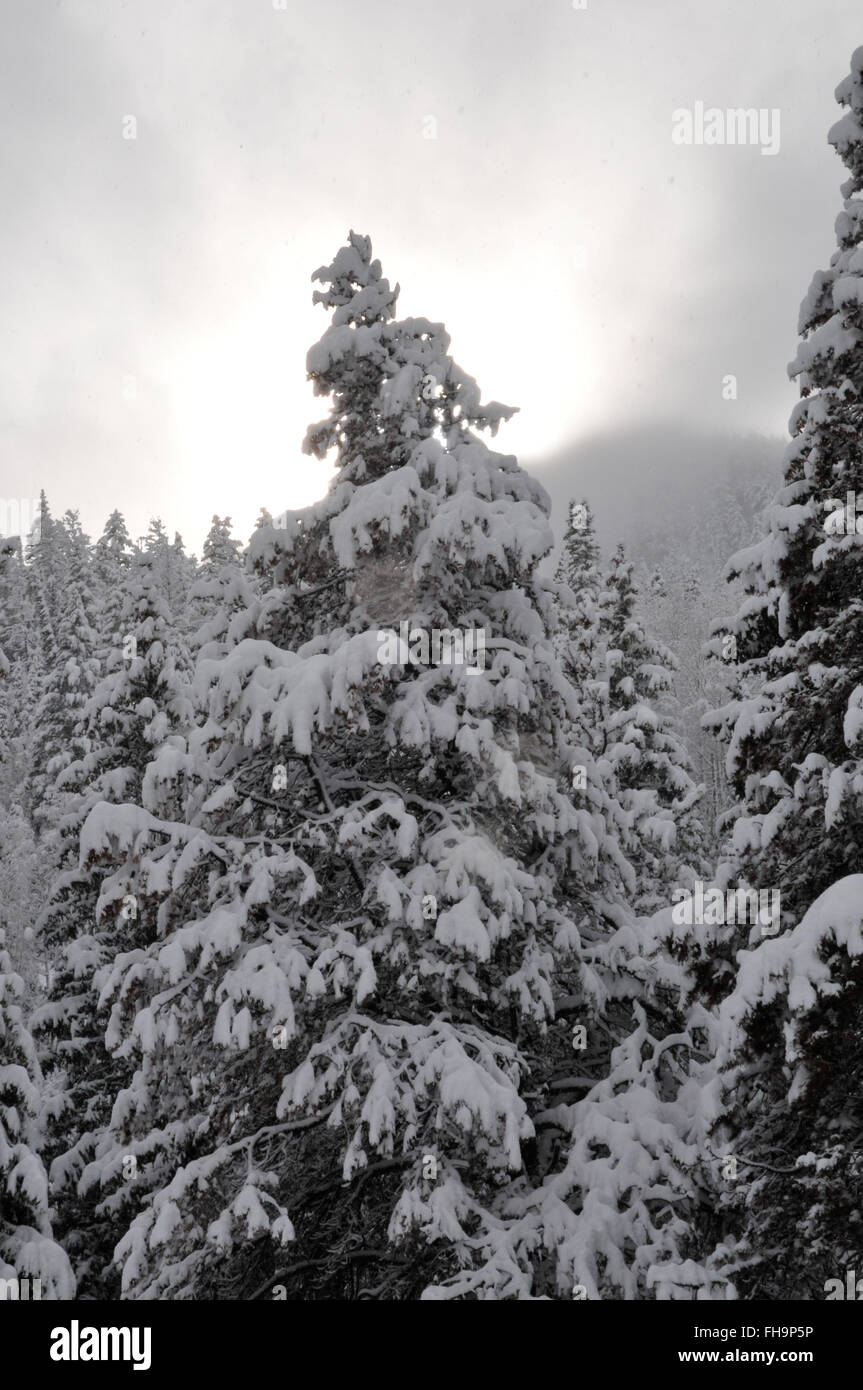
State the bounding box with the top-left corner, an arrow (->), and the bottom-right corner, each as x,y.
829,45 -> 863,199
301,232 -> 518,486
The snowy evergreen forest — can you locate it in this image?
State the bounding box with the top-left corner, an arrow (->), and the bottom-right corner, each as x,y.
3,49 -> 863,1303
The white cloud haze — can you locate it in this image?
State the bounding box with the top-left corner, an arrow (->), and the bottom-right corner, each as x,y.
2,0 -> 860,549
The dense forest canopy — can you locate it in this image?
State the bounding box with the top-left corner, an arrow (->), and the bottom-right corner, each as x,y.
3,46 -> 863,1304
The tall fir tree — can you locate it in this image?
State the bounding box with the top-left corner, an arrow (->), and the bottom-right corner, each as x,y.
92,511 -> 136,660
25,492 -> 66,668
29,516 -> 101,843
66,233 -> 719,1301
200,515 -> 242,577
0,537 -> 41,813
190,515 -> 253,659
598,544 -> 705,911
33,550 -> 195,1293
701,47 -> 863,1298
554,499 -> 605,756
143,519 -> 196,627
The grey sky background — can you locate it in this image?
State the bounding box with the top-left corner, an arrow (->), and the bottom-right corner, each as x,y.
2,0 -> 861,552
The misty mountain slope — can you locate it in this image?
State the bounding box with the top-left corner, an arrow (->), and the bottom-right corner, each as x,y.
531,424 -> 782,577
530,427 -> 782,840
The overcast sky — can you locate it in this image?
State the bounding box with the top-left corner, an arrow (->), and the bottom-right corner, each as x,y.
2,0 -> 861,551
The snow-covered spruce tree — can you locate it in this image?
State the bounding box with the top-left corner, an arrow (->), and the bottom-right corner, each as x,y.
552,499 -> 637,926
76,234 -> 721,1301
142,518 -> 197,628
707,54 -> 863,927
700,49 -> 863,1299
25,492 -> 67,666
0,537 -> 42,814
93,510 -> 135,587
553,499 -> 605,756
539,522 -> 723,1303
91,510 -> 136,661
201,515 -> 243,577
0,536 -> 33,671
598,544 -> 705,911
55,508 -> 90,580
29,526 -> 102,846
640,559 -> 733,856
556,498 -> 601,588
32,550 -> 195,1294
0,928 -> 75,1298
190,515 -> 255,661
36,549 -> 195,1003
0,802 -> 50,994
